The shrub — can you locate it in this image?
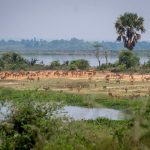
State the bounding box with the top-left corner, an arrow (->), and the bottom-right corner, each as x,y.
69,63 -> 77,70
69,59 -> 90,70
1,52 -> 27,64
50,60 -> 61,69
0,101 -> 60,150
0,52 -> 32,70
111,64 -> 127,72
118,50 -> 140,68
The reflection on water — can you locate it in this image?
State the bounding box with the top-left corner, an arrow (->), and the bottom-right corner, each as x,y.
0,102 -> 11,121
56,106 -> 125,120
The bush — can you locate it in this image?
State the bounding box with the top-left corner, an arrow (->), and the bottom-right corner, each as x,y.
118,50 -> 140,68
111,64 -> 126,72
0,101 -> 60,150
0,52 -> 33,70
69,59 -> 90,70
0,59 -> 4,70
50,60 -> 61,69
1,52 -> 27,64
69,63 -> 77,70
144,59 -> 150,67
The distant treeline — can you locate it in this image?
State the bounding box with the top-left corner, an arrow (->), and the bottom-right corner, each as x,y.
0,38 -> 150,51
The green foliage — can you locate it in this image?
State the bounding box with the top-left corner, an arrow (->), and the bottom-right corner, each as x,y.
68,63 -> 77,70
112,98 -> 150,150
0,52 -> 32,70
118,50 -> 140,68
0,87 -> 150,149
1,52 -> 26,64
0,88 -> 145,110
49,59 -> 90,70
69,59 -> 90,70
50,60 -> 61,69
0,59 -> 4,70
144,59 -> 150,67
95,96 -> 143,111
111,64 -> 127,72
30,58 -> 38,66
0,101 -> 60,150
0,88 -> 88,106
115,12 -> 145,50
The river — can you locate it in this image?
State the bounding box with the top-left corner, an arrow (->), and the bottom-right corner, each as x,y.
23,54 -> 148,66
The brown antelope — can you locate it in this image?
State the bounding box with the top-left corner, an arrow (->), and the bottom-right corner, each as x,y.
144,76 -> 150,81
43,86 -> 49,91
103,85 -> 107,90
108,89 -> 113,97
27,76 -> 34,81
105,77 -> 110,83
115,79 -> 120,84
125,87 -> 128,93
77,85 -> 82,93
130,79 -> 134,85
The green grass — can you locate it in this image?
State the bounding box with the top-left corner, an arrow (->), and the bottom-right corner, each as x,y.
43,118 -> 132,150
0,88 -> 147,111
0,87 -> 150,149
95,95 -> 145,111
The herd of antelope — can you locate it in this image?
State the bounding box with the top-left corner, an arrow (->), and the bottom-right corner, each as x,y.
0,70 -> 150,97
0,70 -> 97,81
0,70 -> 150,82
105,72 -> 150,84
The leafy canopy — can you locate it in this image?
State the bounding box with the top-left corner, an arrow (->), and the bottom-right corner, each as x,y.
115,12 -> 145,50
118,50 -> 139,68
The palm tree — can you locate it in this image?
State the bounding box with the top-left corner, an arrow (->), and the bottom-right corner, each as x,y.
115,13 -> 145,50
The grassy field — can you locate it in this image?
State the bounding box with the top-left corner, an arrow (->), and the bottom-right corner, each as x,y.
0,73 -> 150,96
0,74 -> 149,110
0,72 -> 150,149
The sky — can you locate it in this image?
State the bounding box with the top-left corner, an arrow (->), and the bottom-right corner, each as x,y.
0,0 -> 150,41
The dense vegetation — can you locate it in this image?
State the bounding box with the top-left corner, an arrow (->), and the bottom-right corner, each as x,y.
118,50 -> 140,68
0,89 -> 150,150
49,59 -> 90,70
0,52 -> 38,71
0,51 -> 149,72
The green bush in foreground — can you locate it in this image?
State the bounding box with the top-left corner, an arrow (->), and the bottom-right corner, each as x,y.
0,98 -> 150,150
0,101 -> 61,150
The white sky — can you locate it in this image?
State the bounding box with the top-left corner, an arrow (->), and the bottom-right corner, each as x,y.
0,0 -> 150,41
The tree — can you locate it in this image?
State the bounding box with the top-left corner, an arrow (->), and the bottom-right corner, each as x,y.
93,41 -> 101,68
1,52 -> 27,64
115,13 -> 145,50
30,58 -> 38,66
104,51 -> 108,65
118,50 -> 139,68
0,59 -> 4,70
